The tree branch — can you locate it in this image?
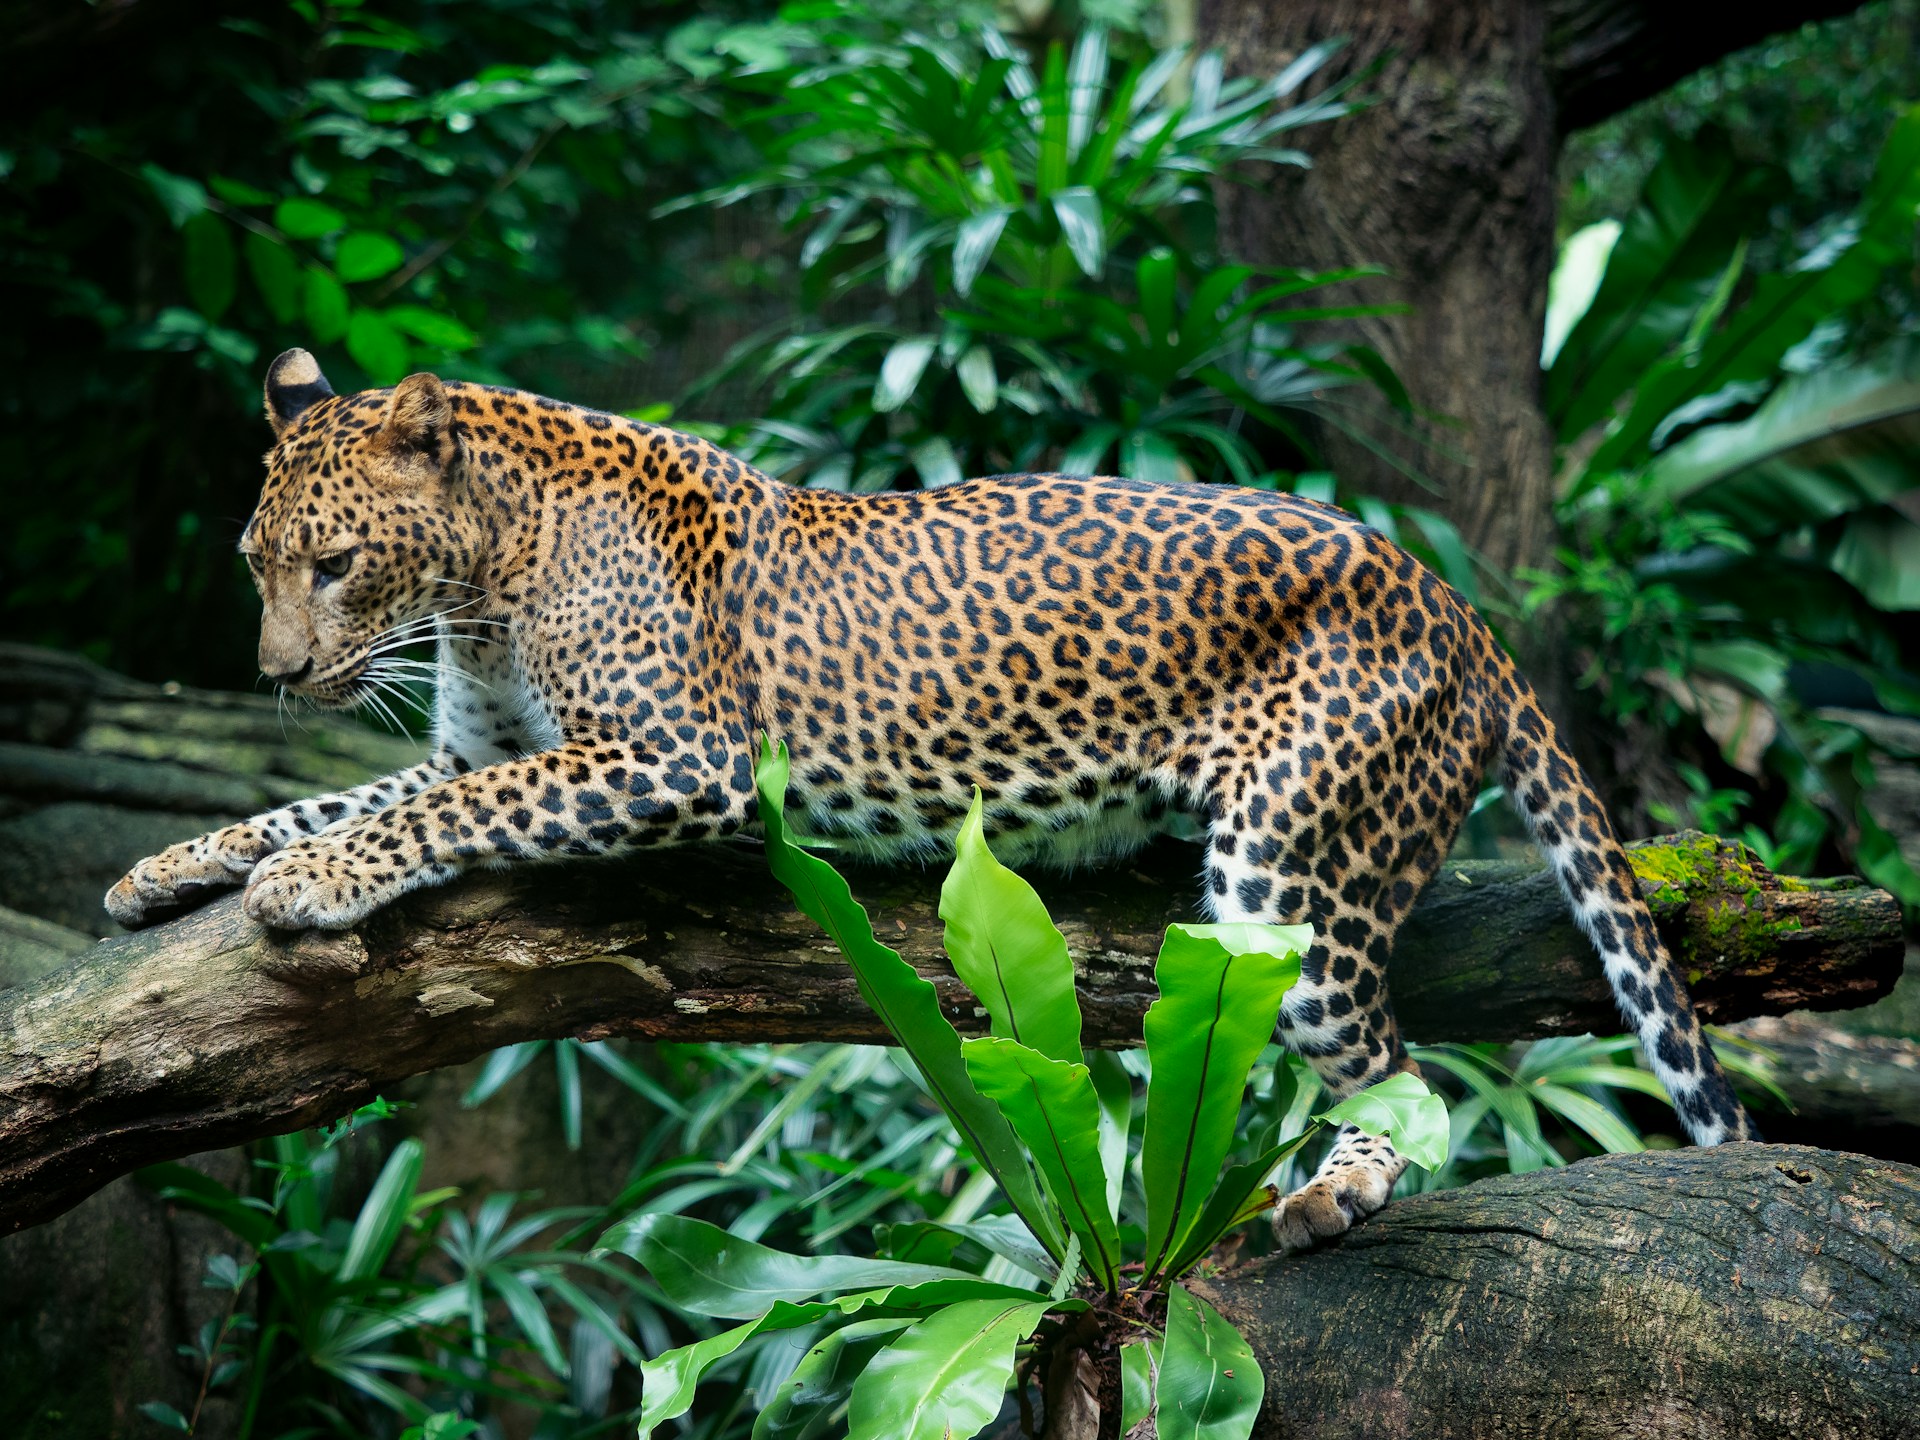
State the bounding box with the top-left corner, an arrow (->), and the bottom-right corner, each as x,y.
0,829 -> 1900,1236
1203,1144 -> 1920,1437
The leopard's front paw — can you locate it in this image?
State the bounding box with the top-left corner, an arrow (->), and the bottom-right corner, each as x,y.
106,823 -> 277,929
1270,1165 -> 1395,1255
242,841 -> 385,931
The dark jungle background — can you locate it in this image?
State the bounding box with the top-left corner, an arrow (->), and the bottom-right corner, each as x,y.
2,1 -> 1918,1436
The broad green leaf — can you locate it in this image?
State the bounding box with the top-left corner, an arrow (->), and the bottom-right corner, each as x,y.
754,1317 -> 912,1440
910,435 -> 962,489
1590,105 -> 1920,475
940,790 -> 1083,1064
138,1402 -> 191,1433
953,209 -> 1010,297
347,309 -> 410,384
336,230 -> 406,284
1157,1283 -> 1263,1440
1121,430 -> 1185,484
1088,1048 -> 1132,1220
1317,1071 -> 1450,1171
181,213 -> 236,320
756,741 -> 1065,1258
275,196 -> 346,240
957,343 -> 998,412
598,1212 -> 981,1319
845,1299 -> 1052,1440
1052,187 -> 1105,278
385,304 -> 479,351
1138,247 -> 1177,344
873,336 -> 936,413
1828,508 -> 1920,610
1546,130 -> 1764,442
1637,341 -> 1920,531
1540,219 -> 1619,369
244,232 -> 302,323
1140,923 -> 1307,1274
961,1036 -> 1121,1289
1531,1083 -> 1645,1154
141,164 -> 207,226
639,1300 -> 844,1439
879,1215 -> 1058,1282
1120,1341 -> 1153,1433
1163,1129 -> 1318,1278
338,1138 -> 422,1284
304,267 -> 350,342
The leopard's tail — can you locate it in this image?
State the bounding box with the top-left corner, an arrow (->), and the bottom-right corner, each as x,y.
1496,665 -> 1759,1145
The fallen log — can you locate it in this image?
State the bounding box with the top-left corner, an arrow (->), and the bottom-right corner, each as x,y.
0,826 -> 1901,1235
1202,1144 -> 1920,1438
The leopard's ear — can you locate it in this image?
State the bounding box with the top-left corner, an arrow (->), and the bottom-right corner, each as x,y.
263,348 -> 335,438
379,372 -> 459,470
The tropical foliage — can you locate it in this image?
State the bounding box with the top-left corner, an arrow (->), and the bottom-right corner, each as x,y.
674,25 -> 1409,495
611,741 -> 1446,1438
1532,105 -> 1920,905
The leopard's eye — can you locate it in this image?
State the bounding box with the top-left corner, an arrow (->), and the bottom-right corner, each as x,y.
314,551 -> 354,585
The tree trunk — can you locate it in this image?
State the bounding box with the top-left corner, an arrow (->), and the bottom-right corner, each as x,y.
0,826 -> 1900,1235
1200,0 -> 1560,579
1200,1144 -> 1920,1438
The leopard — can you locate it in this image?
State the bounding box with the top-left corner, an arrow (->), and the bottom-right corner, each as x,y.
107,348 -> 1759,1250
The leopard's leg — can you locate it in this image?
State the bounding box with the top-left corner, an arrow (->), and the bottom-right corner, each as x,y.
105,749 -> 467,928
1200,739 -> 1470,1250
242,736 -> 757,931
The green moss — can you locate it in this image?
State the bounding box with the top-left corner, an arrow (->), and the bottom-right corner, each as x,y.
1626,834 -> 1803,973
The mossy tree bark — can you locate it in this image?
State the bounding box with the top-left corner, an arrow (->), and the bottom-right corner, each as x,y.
0,826 -> 1901,1235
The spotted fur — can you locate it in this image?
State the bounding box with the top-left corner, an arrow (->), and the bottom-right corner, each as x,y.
108,350 -> 1759,1249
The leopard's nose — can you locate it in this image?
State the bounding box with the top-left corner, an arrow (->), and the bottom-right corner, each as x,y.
264,657 -> 314,685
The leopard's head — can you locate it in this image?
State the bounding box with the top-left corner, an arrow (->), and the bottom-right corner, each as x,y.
241,348 -> 484,711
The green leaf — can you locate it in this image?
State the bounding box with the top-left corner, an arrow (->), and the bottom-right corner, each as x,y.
347,309 -> 410,384
910,435 -> 962,489
939,790 -> 1083,1063
755,741 -> 1065,1258
141,164 -> 208,227
599,1212 -> 980,1319
1088,1048 -> 1133,1221
181,212 -> 237,320
338,1138 -> 422,1284
845,1299 -> 1053,1440
245,232 -> 301,324
1051,187 -> 1105,278
1121,1341 -> 1153,1433
138,1401 -> 192,1432
960,1036 -> 1121,1289
638,1301 -> 839,1439
1138,248 -> 1177,345
1531,1083 -> 1645,1154
873,336 -> 936,413
753,1317 -> 912,1440
1163,1129 -> 1318,1277
304,268 -> 350,343
385,304 -> 479,351
275,196 -> 347,240
336,230 -> 406,284
1140,923 -> 1307,1275
1828,508 -> 1920,610
1546,130 -> 1764,441
1157,1283 -> 1263,1440
1636,340 -> 1920,531
1317,1071 -> 1450,1171
1122,430 -> 1186,484
957,343 -> 998,413
1591,105 -> 1920,474
953,209 -> 1011,297
1540,219 -> 1620,370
